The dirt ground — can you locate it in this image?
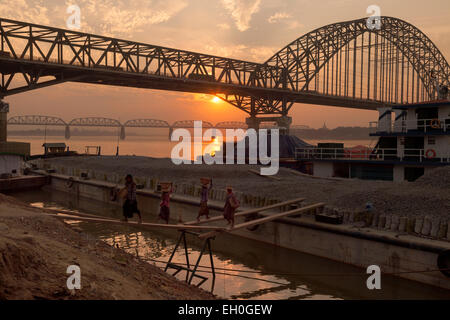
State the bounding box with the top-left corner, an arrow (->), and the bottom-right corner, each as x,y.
44,156 -> 449,220
0,193 -> 215,300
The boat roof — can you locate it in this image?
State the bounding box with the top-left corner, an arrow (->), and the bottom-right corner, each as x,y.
42,143 -> 66,148
392,100 -> 450,110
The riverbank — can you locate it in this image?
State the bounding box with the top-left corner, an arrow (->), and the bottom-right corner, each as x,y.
41,156 -> 450,220
0,193 -> 214,300
31,165 -> 450,291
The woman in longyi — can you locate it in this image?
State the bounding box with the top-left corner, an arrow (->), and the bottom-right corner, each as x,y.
158,182 -> 173,224
223,186 -> 239,228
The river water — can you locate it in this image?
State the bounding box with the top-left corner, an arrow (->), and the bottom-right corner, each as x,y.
9,135 -> 377,158
11,188 -> 450,300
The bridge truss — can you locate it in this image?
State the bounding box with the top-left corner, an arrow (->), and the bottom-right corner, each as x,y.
221,17 -> 450,118
8,115 -> 66,126
8,116 -> 254,139
1,16 -> 449,122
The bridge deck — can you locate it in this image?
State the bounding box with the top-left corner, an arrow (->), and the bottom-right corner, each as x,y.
0,17 -> 391,110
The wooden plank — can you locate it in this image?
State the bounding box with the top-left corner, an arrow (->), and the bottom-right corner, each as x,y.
47,213 -> 227,231
231,203 -> 325,231
198,203 -> 325,239
42,208 -> 106,219
184,197 -> 305,226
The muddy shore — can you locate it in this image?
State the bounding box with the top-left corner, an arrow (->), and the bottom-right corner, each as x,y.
0,193 -> 214,300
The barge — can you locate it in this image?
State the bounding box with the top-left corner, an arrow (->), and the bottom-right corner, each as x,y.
295,99 -> 450,182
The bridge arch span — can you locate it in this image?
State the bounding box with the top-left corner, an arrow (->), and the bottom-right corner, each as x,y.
8,115 -> 67,126
124,119 -> 170,128
68,117 -> 122,127
67,117 -> 123,140
172,120 -> 214,129
215,121 -> 247,129
264,16 -> 450,104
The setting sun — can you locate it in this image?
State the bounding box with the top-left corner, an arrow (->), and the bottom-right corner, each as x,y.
211,96 -> 221,103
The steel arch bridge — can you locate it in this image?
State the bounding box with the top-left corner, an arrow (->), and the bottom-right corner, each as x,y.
221,16 -> 450,118
1,16 -> 448,125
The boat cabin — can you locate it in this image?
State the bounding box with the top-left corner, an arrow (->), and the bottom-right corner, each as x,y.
295,100 -> 450,182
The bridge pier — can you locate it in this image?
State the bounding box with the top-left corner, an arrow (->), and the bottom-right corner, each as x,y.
275,116 -> 292,135
245,116 -> 260,131
65,125 -> 71,139
0,100 -> 9,142
120,126 -> 126,140
246,115 -> 292,135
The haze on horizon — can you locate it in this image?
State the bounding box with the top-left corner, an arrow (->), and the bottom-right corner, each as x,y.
1,0 -> 449,129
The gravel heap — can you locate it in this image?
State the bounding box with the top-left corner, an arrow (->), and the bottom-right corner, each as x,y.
42,156 -> 449,220
416,166 -> 450,189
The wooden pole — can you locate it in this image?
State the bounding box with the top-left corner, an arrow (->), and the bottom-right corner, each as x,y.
231,203 -> 324,231
42,208 -> 106,219
198,202 -> 325,239
47,213 -> 228,231
184,197 -> 306,226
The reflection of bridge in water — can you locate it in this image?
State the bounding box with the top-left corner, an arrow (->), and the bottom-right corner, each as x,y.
8,115 -> 311,140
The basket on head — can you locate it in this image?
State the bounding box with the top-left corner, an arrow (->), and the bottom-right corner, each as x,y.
160,182 -> 172,192
200,177 -> 211,186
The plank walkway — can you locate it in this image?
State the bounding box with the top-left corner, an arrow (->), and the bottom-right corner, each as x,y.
43,197 -> 324,239
47,213 -> 228,231
198,202 -> 325,239
184,197 -> 306,226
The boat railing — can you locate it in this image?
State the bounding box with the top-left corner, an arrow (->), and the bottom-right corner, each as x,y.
369,117 -> 450,134
295,147 -> 450,163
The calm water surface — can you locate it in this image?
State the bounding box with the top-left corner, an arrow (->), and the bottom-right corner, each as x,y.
9,135 -> 377,157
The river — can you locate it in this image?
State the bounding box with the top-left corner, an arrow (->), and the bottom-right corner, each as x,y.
10,135 -> 377,158
11,188 -> 450,300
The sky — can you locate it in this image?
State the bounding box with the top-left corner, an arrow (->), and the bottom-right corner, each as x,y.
1,0 -> 450,128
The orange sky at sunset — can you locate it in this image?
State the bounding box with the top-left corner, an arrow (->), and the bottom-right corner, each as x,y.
2,0 -> 450,128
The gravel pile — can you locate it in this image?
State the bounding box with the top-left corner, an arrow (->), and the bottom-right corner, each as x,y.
42,156 -> 449,220
416,166 -> 450,189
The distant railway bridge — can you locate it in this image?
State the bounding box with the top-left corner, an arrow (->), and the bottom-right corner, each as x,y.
7,115 -> 310,140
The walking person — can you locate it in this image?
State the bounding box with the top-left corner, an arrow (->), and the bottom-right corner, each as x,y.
197,178 -> 213,221
158,182 -> 172,224
223,186 -> 239,228
121,174 -> 142,223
